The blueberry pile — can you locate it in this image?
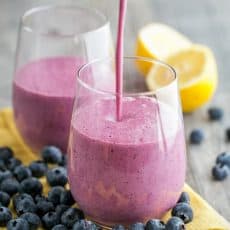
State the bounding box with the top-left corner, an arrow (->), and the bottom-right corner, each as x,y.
189,107 -> 230,181
0,146 -> 90,230
0,146 -> 194,229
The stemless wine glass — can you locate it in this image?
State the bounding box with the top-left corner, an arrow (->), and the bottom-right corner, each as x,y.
13,5 -> 112,152
68,56 -> 186,226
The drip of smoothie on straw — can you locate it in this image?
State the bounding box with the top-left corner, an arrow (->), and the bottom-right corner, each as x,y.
116,0 -> 127,121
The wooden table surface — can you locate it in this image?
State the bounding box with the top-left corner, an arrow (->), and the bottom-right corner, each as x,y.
0,0 -> 229,222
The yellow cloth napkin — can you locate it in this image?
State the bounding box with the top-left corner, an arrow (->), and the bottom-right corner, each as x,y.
0,108 -> 229,230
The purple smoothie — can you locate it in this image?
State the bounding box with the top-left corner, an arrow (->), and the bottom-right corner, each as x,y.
13,56 -> 84,152
68,96 -> 186,225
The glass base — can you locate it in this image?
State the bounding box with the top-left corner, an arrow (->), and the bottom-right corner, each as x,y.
93,220 -> 112,230
86,216 -> 123,229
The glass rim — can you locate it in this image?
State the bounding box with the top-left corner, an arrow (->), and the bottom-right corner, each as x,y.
21,4 -> 109,38
77,56 -> 177,97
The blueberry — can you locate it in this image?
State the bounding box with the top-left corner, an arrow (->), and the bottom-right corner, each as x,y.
6,158 -> 22,171
42,146 -> 63,164
189,129 -> 204,144
146,219 -> 165,230
42,212 -> 60,229
74,208 -> 85,219
48,186 -> 65,206
13,193 -> 34,210
212,164 -> 229,181
29,160 -> 48,178
61,208 -> 84,228
36,197 -> 55,217
172,202 -> 193,223
226,128 -> 230,142
165,217 -> 185,230
35,194 -> 46,203
55,205 -> 69,218
58,155 -> 67,167
0,178 -> 20,196
7,218 -> 29,230
177,192 -> 190,204
129,223 -> 145,230
208,107 -> 223,121
52,224 -> 68,230
46,167 -> 67,187
15,197 -> 37,215
73,220 -> 98,230
21,212 -> 41,230
0,160 -> 6,170
112,225 -> 126,230
0,191 -> 10,207
0,170 -> 13,183
216,152 -> 230,168
0,147 -> 13,163
60,190 -> 75,206
13,165 -> 32,182
0,206 -> 12,226
20,177 -> 43,196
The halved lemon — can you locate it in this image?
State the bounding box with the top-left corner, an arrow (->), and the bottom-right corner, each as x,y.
146,44 -> 218,112
136,23 -> 192,75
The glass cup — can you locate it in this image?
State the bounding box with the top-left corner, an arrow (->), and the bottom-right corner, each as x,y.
13,5 -> 112,152
68,56 -> 186,226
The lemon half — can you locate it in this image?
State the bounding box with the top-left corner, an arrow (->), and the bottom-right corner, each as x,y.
146,44 -> 218,112
136,23 -> 192,75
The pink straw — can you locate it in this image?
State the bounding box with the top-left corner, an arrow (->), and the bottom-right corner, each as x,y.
116,0 -> 127,121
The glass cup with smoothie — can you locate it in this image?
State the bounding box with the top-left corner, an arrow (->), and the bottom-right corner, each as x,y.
13,5 -> 112,152
68,56 -> 186,226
